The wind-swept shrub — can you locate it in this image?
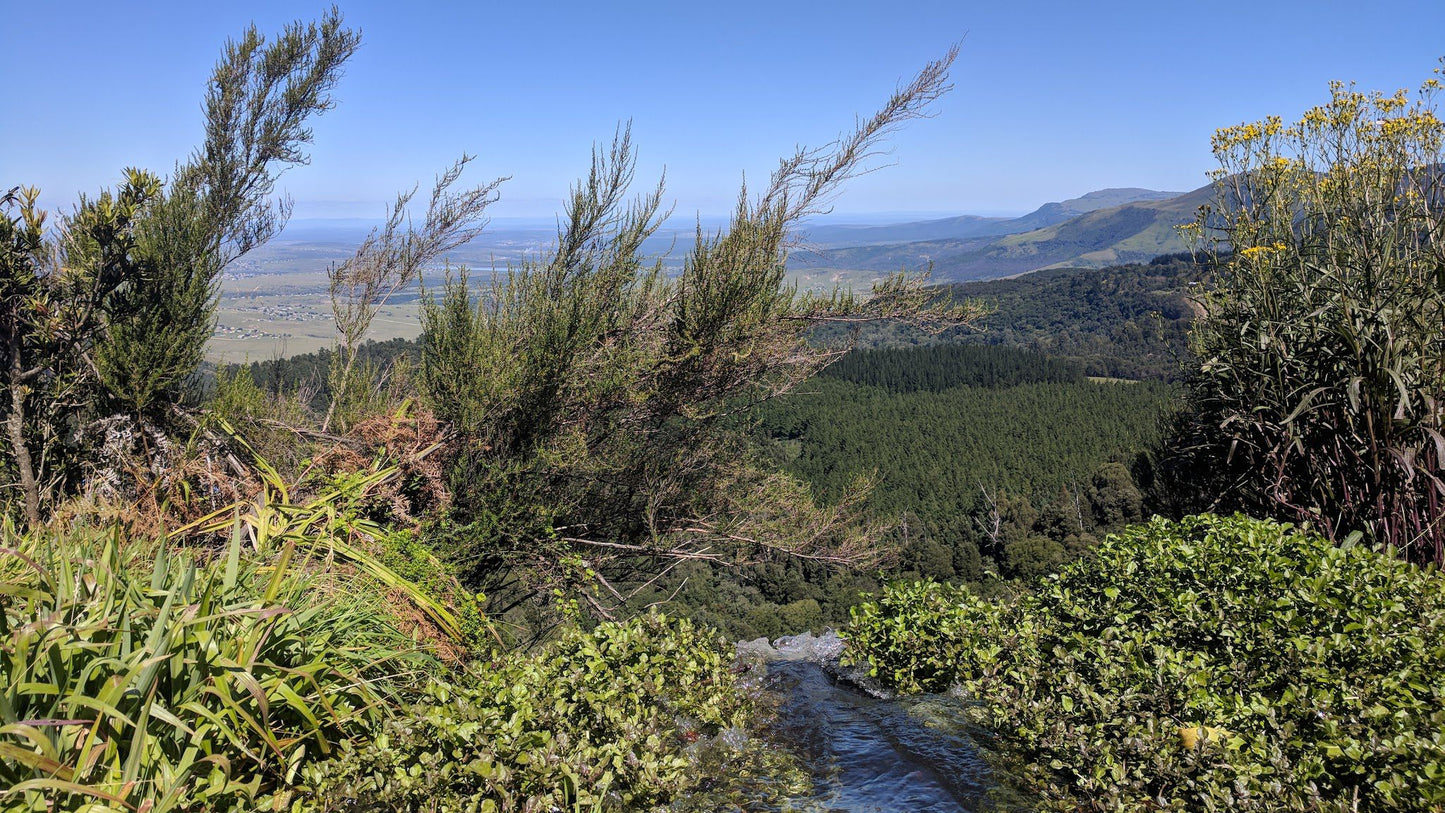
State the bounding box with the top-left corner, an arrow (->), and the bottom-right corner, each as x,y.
417,50 -> 983,622
846,515 -> 1445,811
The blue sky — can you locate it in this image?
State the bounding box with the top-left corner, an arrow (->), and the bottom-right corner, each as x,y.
3,0 -> 1443,222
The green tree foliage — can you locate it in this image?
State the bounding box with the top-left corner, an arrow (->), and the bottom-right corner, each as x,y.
206,363 -> 316,469
2,178 -> 159,526
604,346 -> 1165,639
759,358 -> 1172,576
96,9 -> 358,418
219,288 -> 1172,633
2,188 -> 65,526
846,515 -> 1445,811
820,342 -> 1084,391
947,253 -> 1200,381
234,251 -> 1201,404
824,254 -> 1203,381
1,10 -> 357,525
324,157 -> 502,433
1170,70 -> 1445,563
415,52 -> 982,617
226,337 -> 421,411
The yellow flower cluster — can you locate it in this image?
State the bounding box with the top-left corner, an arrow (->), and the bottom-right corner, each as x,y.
1374,88 -> 1410,113
1239,242 -> 1289,259
1212,116 -> 1283,152
1199,62 -> 1445,274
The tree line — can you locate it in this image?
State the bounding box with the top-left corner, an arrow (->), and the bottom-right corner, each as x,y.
820,252 -> 1203,381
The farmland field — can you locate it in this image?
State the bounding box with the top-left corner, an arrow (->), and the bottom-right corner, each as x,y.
210,228 -> 891,361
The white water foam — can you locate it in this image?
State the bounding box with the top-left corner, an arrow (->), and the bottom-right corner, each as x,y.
735,630 -> 892,699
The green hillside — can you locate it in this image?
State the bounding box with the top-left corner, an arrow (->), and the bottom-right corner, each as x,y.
976,184 -> 1211,273
795,185 -> 1211,281
813,254 -> 1204,381
796,187 -> 1177,248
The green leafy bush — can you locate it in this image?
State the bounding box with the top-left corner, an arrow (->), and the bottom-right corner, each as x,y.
846,514 -> 1445,811
844,578 -> 982,694
297,611 -> 768,811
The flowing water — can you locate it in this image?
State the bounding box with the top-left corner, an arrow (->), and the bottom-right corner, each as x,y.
728,632 -> 1019,812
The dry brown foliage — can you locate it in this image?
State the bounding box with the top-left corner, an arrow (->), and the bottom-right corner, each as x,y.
53,415 -> 260,540
311,404 -> 452,527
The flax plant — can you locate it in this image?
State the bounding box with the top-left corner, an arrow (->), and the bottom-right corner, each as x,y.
174,428 -> 469,642
0,521 -> 414,812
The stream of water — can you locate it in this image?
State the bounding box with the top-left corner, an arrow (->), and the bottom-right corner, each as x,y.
733,632 -> 1011,812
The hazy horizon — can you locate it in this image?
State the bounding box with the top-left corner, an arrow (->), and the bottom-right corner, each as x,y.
262,184 -> 1191,238
6,0 -> 1443,227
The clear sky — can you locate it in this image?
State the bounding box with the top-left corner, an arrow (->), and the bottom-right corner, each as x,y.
3,0 -> 1443,222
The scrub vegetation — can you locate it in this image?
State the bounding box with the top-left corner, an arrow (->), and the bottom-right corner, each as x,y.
5,9 -> 1445,812
0,10 -> 966,811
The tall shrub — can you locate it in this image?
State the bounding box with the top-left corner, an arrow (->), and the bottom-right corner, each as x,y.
417,52 -> 984,615
1,11 -> 358,527
1171,68 -> 1445,562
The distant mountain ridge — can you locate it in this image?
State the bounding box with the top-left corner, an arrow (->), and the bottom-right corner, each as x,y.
266,186 -> 1210,284
799,187 -> 1179,248
1007,187 -> 1180,232
792,185 -> 1209,281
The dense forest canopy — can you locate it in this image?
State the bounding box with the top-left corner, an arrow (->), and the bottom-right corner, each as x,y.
818,342 -> 1086,390
815,253 -> 1203,381
760,349 -> 1171,584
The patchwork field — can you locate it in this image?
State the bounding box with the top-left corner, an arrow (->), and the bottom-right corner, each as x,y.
209,231 -> 893,361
